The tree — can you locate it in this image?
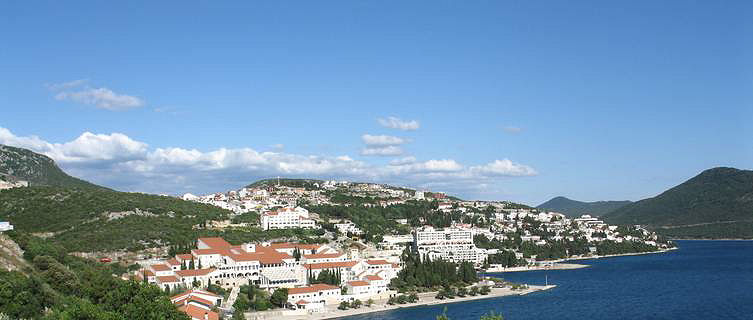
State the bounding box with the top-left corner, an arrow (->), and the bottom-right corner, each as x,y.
469,286 -> 479,296
232,309 -> 245,320
479,286 -> 491,295
189,259 -> 195,270
352,299 -> 362,308
293,248 -> 302,261
366,298 -> 374,307
270,288 -> 288,308
407,292 -> 418,303
338,301 -> 349,310
436,307 -> 450,320
480,311 -> 504,320
457,287 -> 468,297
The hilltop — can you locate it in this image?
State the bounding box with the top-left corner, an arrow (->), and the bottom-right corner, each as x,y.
604,167 -> 753,239
537,196 -> 631,217
0,144 -> 108,191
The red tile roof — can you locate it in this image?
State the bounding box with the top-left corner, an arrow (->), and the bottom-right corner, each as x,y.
151,264 -> 171,271
365,259 -> 390,265
347,280 -> 370,287
176,268 -> 215,277
177,254 -> 194,261
303,261 -> 358,269
198,237 -> 232,249
179,304 -> 219,320
288,284 -> 339,295
157,276 -> 180,283
365,275 -> 383,281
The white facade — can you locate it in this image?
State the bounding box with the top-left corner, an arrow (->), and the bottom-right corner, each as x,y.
0,221 -> 13,232
413,226 -> 488,265
261,207 -> 317,230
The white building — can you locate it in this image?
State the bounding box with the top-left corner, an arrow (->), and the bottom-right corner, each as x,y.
287,283 -> 341,312
413,226 -> 489,265
261,207 -> 317,230
334,222 -> 363,235
0,221 -> 13,232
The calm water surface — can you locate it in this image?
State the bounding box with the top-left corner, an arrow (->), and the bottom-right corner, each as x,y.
338,241 -> 753,320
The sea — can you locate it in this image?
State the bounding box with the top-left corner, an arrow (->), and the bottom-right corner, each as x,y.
338,240 -> 753,320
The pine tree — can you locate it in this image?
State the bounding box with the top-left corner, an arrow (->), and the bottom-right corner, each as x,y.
190,259 -> 195,270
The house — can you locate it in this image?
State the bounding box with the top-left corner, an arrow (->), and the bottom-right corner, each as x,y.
171,289 -> 222,320
287,283 -> 341,311
0,221 -> 13,232
260,207 -> 317,230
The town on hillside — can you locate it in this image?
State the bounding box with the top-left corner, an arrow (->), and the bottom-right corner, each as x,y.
119,179 -> 674,319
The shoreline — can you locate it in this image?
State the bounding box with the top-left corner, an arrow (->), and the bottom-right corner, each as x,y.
482,247 -> 679,274
562,247 -> 678,262
484,263 -> 589,273
264,285 -> 556,320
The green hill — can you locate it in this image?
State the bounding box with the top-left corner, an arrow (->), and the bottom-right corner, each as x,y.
246,178 -> 324,189
537,196 -> 631,217
0,144 -> 108,191
604,167 -> 753,239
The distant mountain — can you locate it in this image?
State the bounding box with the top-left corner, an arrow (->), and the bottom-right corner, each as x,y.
604,167 -> 753,239
537,196 -> 631,217
0,144 -> 107,191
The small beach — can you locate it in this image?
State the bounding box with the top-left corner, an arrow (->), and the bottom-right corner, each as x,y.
251,285 -> 555,320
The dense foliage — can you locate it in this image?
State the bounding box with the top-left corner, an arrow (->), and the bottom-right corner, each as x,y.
0,232 -> 188,319
389,249 -> 478,291
537,196 -> 631,218
0,144 -> 107,191
605,167 -> 753,239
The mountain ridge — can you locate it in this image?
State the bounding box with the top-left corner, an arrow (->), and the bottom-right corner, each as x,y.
0,144 -> 108,191
604,167 -> 753,238
537,196 -> 631,217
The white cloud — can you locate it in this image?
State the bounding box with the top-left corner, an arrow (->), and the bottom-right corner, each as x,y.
46,79 -> 88,91
55,88 -> 144,111
470,159 -> 537,176
389,156 -> 417,166
503,126 -> 522,134
49,80 -> 145,111
361,134 -> 407,146
0,127 -> 537,198
361,146 -> 403,156
377,116 -> 420,131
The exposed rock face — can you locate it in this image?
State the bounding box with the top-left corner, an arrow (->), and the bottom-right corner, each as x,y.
0,234 -> 29,272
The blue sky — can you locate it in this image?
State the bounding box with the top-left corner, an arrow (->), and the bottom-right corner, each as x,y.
1,1 -> 751,205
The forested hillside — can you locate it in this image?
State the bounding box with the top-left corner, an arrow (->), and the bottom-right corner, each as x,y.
0,144 -> 107,191
604,167 -> 753,238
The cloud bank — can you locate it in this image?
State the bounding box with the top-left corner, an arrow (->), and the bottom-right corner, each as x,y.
0,127 -> 537,197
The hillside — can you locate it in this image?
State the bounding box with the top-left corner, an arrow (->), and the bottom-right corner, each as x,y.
604,167 -> 753,238
537,196 -> 631,217
0,144 -> 108,191
246,178 -> 324,189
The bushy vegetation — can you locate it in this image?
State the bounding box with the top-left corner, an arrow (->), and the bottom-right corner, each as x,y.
0,144 -> 107,191
389,249 -> 478,292
605,167 -> 753,234
0,231 -> 188,319
656,221 -> 753,239
0,187 -> 328,252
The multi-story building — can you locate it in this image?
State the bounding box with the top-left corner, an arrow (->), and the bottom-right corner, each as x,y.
413,226 -> 489,265
260,206 -> 317,230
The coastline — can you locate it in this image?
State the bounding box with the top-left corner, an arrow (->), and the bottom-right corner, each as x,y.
259,285 -> 556,320
562,247 -> 678,262
482,247 -> 679,274
484,263 -> 589,273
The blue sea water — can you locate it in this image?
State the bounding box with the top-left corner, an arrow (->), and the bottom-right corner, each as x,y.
339,241 -> 753,320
